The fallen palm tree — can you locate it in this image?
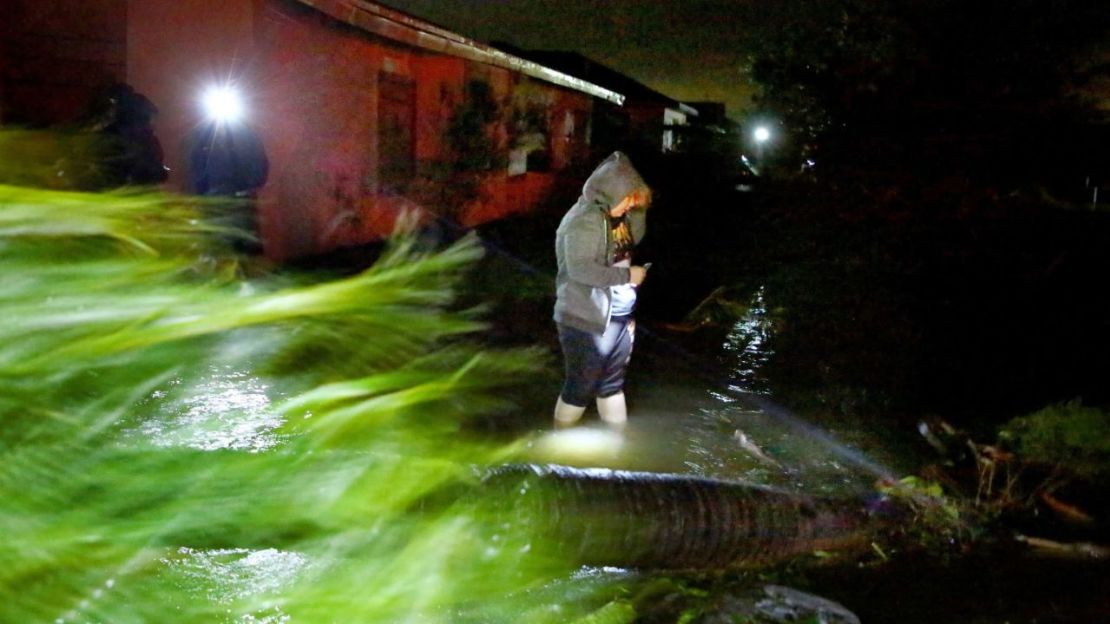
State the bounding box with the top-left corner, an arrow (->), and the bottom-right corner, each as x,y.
481,464 -> 892,570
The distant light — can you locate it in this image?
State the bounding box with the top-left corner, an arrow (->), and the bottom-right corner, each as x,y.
754,126 -> 771,143
202,86 -> 244,123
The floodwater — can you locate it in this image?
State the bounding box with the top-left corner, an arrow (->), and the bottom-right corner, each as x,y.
467,186 -> 1110,622
123,298 -> 1107,623
118,191 -> 1110,623
121,290 -> 912,622
130,366 -> 284,453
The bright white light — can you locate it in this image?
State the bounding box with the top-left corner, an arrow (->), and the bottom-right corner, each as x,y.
202,86 -> 244,123
754,126 -> 771,143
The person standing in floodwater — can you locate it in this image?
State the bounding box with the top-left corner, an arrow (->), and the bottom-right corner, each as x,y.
188,117 -> 269,254
553,151 -> 652,429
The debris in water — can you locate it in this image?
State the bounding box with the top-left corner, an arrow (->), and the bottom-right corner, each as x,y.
733,428 -> 783,469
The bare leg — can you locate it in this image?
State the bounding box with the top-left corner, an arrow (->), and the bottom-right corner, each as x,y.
596,392 -> 627,430
554,396 -> 586,428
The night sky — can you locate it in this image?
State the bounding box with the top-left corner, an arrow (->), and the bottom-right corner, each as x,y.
382,0 -> 760,118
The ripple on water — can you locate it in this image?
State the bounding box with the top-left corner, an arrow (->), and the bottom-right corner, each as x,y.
161,547 -> 310,623
526,388 -> 890,498
722,285 -> 774,394
130,366 -> 285,452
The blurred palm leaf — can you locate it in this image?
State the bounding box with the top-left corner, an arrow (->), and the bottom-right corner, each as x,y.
0,131 -> 576,622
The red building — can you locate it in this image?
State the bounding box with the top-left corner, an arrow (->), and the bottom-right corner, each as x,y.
493,47 -> 699,155
1,0 -> 622,259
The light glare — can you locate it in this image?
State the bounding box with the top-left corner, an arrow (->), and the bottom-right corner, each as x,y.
754,126 -> 771,143
530,427 -> 624,465
203,86 -> 244,123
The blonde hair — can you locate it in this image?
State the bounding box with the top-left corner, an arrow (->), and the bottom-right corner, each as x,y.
628,187 -> 652,210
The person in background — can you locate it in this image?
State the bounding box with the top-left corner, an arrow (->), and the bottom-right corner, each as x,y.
188,120 -> 268,199
188,117 -> 269,254
85,83 -> 169,187
552,151 -> 652,429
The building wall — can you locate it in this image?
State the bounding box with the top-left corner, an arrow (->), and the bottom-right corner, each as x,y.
449,70 -> 594,226
1,1 -> 128,125
127,0 -> 258,190
248,1 -> 567,256
132,0 -> 466,258
253,0 -> 391,257
6,0 -> 597,259
550,88 -> 593,170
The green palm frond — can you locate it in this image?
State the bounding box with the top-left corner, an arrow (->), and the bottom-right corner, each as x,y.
0,130 -> 577,622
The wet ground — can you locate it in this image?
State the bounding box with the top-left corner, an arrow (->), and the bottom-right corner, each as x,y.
461,180 -> 1110,622
121,179 -> 1110,622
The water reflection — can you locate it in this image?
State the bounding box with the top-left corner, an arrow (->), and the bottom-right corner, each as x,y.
131,366 -> 284,452
530,427 -> 625,464
118,370 -> 310,622
721,285 -> 773,394
532,276 -> 906,492
119,278 -> 897,619
524,387 -> 896,499
53,578 -> 118,624
162,547 -> 309,623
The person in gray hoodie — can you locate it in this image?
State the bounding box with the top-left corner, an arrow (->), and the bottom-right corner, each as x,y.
553,151 -> 652,428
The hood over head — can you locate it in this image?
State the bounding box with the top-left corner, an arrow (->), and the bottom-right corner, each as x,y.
581,151 -> 649,212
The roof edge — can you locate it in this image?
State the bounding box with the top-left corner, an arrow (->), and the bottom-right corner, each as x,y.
295,0 -> 625,105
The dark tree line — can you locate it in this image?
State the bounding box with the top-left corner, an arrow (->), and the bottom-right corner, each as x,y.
738,0 -> 1109,198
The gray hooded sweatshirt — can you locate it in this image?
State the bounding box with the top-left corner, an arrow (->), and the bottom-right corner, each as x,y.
553,151 -> 648,333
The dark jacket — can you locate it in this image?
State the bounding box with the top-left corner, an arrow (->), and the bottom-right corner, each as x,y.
189,122 -> 268,197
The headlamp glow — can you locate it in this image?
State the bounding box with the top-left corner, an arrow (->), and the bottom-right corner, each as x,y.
202,86 -> 244,123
